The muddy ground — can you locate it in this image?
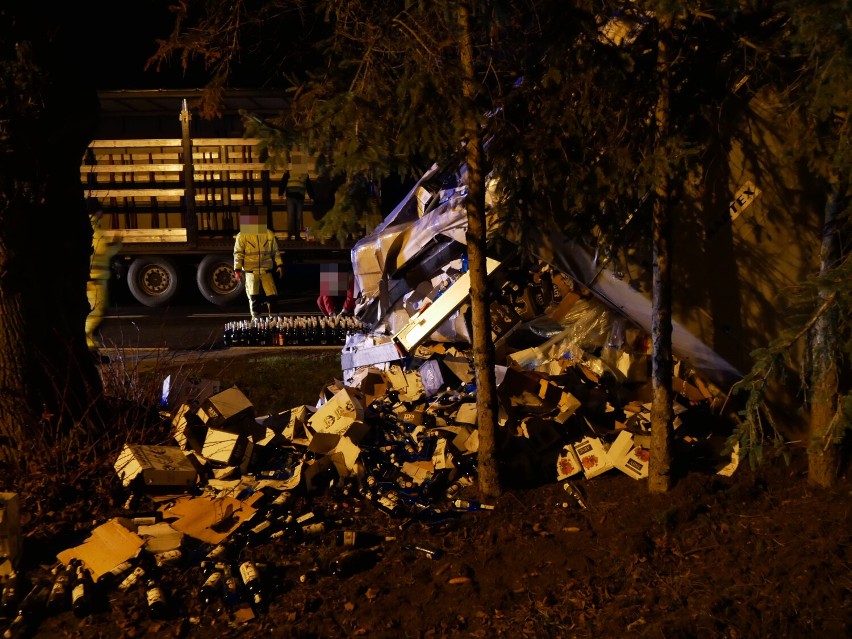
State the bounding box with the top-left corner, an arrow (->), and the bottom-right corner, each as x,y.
9,443 -> 850,639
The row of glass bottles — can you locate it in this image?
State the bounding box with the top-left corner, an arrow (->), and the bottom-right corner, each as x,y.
223,315 -> 366,347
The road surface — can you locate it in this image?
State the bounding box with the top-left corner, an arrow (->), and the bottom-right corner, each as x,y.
99,292 -> 321,352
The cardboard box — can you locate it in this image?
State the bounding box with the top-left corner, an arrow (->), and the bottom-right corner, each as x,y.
489,300 -> 524,346
0,493 -> 21,577
555,444 -> 582,480
350,368 -> 389,404
573,436 -> 613,479
453,402 -> 478,426
393,257 -> 500,352
171,404 -> 206,452
513,287 -> 541,321
114,444 -> 198,488
385,366 -> 426,403
264,405 -> 312,440
202,429 -> 255,472
164,494 -> 258,545
196,386 -> 254,430
418,358 -> 461,397
538,379 -> 582,423
441,354 -> 474,383
341,339 -> 402,370
56,518 -> 144,582
308,387 -> 366,436
399,407 -> 426,426
547,290 -> 582,323
607,430 -> 649,479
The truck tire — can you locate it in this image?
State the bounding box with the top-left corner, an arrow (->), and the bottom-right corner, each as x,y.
196,254 -> 244,306
127,256 -> 179,307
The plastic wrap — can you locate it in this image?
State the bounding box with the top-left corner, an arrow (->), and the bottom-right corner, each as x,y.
352,189 -> 468,323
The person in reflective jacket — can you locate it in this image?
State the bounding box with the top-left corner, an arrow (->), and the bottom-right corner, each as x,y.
233,210 -> 285,320
278,167 -> 314,240
86,197 -> 122,353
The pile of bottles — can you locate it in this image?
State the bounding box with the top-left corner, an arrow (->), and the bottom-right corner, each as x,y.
0,378 -> 499,632
223,314 -> 367,347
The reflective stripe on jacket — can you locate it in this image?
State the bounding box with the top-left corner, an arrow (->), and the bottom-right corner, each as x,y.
285,173 -> 311,198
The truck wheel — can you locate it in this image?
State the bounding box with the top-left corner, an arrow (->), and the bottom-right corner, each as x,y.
127,257 -> 179,307
196,254 -> 244,306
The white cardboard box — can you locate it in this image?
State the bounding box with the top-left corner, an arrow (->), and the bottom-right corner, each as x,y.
196,386 -> 254,430
114,444 -> 198,488
393,257 -> 500,352
0,493 -> 21,577
607,430 -> 650,479
573,436 -> 614,479
555,444 -> 582,480
308,387 -> 366,436
384,366 -> 426,403
201,429 -> 255,472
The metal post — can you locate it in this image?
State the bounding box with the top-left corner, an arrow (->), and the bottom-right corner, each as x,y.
180,99 -> 198,248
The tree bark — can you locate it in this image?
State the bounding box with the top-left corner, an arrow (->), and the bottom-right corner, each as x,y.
0,4 -> 102,471
807,186 -> 842,487
457,2 -> 501,499
649,19 -> 675,494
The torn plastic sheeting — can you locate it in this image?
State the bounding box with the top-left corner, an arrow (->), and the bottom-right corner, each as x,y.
370,162 -> 442,236
352,191 -> 468,303
531,233 -> 742,390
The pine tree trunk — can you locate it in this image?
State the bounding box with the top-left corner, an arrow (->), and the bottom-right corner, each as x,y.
458,2 -> 501,499
807,186 -> 842,487
649,19 -> 675,494
0,7 -> 103,471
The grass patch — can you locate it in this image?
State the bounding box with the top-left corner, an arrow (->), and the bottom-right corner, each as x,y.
141,350 -> 345,415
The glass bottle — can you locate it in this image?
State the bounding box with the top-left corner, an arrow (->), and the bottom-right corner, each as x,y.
70,563 -> 94,618
145,577 -> 168,620
3,582 -> 48,639
238,560 -> 262,598
221,564 -> 242,610
198,568 -> 223,607
46,562 -> 74,615
452,498 -> 495,511
117,565 -> 146,592
0,569 -> 20,618
334,530 -> 396,548
153,549 -> 183,569
328,547 -> 381,578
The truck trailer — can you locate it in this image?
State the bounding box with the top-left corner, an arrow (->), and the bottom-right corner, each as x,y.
81,92 -> 350,307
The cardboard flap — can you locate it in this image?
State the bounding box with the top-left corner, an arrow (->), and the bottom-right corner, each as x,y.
57,519 -> 144,582
164,495 -> 257,545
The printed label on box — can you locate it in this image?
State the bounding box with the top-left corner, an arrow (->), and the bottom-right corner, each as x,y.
574,436 -> 614,479
555,445 -> 582,480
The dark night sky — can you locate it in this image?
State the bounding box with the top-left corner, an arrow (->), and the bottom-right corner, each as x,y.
81,0 -> 204,90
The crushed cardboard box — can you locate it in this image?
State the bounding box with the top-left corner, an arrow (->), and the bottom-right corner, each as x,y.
114,444 -> 198,488
57,518 -> 144,582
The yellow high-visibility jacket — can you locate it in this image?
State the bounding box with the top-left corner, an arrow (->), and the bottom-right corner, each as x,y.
90,217 -> 122,280
233,229 -> 284,273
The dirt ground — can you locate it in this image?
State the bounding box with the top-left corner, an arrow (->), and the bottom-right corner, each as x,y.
9,442 -> 850,639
